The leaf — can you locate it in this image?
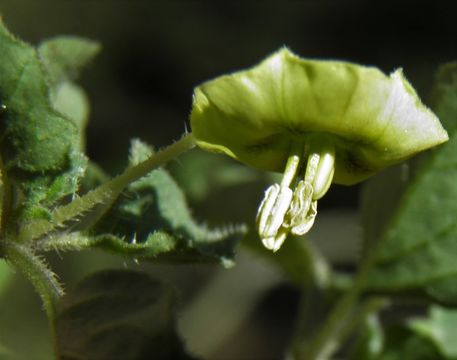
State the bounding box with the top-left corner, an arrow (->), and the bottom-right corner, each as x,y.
0,19 -> 77,172
0,260 -> 12,295
55,269 -> 197,360
168,148 -> 259,202
38,36 -> 100,87
0,20 -> 97,227
39,36 -> 100,150
362,63 -> 457,304
408,305 -> 457,359
377,325 -> 443,360
242,230 -> 329,288
91,140 -> 246,266
349,315 -> 383,360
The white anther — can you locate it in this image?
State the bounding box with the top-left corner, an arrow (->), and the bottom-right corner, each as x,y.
256,184 -> 293,248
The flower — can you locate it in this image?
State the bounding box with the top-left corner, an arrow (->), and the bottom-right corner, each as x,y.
190,48 -> 448,252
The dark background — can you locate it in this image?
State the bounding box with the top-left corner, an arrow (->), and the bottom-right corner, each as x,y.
0,1 -> 456,359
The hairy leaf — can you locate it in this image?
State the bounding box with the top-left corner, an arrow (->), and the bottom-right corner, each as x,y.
362,63 -> 457,304
55,270 -> 197,360
39,36 -> 100,150
0,20 -> 96,227
0,19 -> 77,172
91,140 -> 246,265
38,36 -> 100,87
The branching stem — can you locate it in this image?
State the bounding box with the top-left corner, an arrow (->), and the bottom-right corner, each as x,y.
17,133 -> 196,242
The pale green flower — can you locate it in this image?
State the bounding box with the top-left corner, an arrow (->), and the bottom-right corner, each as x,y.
190,48 -> 448,251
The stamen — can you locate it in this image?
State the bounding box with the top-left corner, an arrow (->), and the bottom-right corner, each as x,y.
256,136 -> 335,252
256,143 -> 304,251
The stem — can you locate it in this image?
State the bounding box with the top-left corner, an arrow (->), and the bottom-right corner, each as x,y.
294,242 -> 379,360
337,296 -> 388,348
0,154 -> 12,238
17,133 -> 196,242
3,242 -> 63,354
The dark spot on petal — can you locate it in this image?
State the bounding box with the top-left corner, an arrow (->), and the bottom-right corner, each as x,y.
244,134 -> 278,153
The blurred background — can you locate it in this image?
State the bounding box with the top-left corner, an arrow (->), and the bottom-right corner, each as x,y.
0,1 -> 456,359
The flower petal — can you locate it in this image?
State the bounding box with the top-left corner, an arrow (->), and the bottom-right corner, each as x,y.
191,48 -> 448,184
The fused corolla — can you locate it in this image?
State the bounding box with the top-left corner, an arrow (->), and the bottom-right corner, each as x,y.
190,47 -> 448,251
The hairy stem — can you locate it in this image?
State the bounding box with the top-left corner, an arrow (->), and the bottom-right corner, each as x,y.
0,155 -> 12,239
3,241 -> 63,354
17,133 -> 196,242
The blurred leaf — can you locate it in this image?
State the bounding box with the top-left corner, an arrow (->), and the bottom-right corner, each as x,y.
91,140 -> 247,266
169,149 -> 259,202
55,269 -> 197,360
39,36 -> 100,150
38,36 -> 100,87
430,62 -> 457,131
361,63 -> 457,304
0,344 -> 15,359
51,82 -> 90,151
409,305 -> 457,359
0,260 -> 12,294
377,326 -> 443,360
349,314 -> 383,360
243,230 -> 329,288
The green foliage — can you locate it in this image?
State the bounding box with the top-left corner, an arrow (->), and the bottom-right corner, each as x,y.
0,19 -> 91,226
89,139 -> 246,265
0,260 -> 11,294
349,315 -> 383,360
0,18 -> 246,359
55,269 -> 197,360
38,36 -> 100,151
362,63 -> 457,305
408,305 -> 457,359
376,326 -> 443,360
2,13 -> 457,360
0,19 -> 77,173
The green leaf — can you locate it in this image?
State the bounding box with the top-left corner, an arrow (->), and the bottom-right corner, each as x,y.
39,36 -> 100,151
0,19 -> 78,172
409,305 -> 457,359
55,269 -> 197,360
90,140 -> 246,266
349,315 -> 383,360
362,63 -> 457,304
0,21 -> 99,228
38,36 -> 100,87
0,260 -> 12,294
377,325 -> 443,360
242,230 -> 329,288
169,148 -> 259,202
